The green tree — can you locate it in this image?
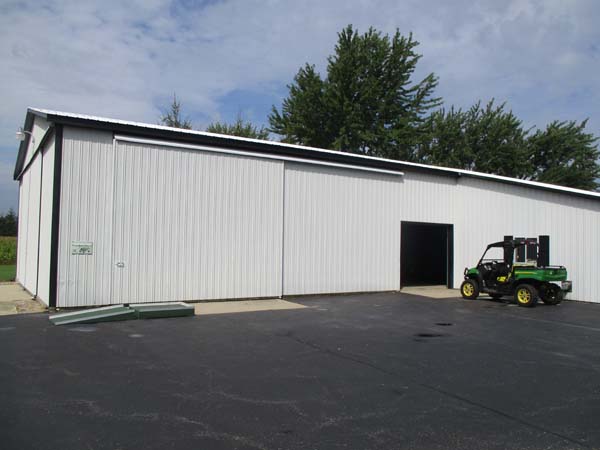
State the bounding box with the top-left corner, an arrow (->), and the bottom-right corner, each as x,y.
269,64 -> 332,147
269,25 -> 441,160
418,106 -> 471,169
527,120 -> 599,191
464,100 -> 530,178
206,115 -> 269,140
0,209 -> 18,236
160,94 -> 192,129
420,100 -> 530,178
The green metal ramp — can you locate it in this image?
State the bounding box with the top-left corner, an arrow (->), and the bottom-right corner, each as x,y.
49,302 -> 195,325
49,305 -> 137,326
132,302 -> 195,319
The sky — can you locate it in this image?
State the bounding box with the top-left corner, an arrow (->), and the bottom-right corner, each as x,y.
1,0 -> 599,212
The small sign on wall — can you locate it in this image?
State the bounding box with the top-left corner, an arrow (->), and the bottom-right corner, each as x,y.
71,241 -> 93,255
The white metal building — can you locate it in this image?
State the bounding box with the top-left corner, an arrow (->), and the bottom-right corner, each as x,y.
14,108 -> 600,307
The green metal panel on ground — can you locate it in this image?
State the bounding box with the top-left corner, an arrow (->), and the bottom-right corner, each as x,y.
49,303 -> 195,325
132,302 -> 195,319
49,305 -> 137,326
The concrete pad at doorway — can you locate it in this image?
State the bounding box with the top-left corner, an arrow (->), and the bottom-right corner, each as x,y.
0,283 -> 46,316
194,299 -> 306,316
401,285 -> 460,299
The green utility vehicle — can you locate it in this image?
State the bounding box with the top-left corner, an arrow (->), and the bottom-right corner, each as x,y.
460,239 -> 572,307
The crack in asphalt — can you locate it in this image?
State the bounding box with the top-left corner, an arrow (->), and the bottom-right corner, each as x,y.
47,398 -> 272,450
278,331 -> 589,449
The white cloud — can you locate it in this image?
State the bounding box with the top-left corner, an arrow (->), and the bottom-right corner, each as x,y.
1,0 -> 599,211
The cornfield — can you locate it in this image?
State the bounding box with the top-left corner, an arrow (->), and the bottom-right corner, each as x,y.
0,236 -> 17,265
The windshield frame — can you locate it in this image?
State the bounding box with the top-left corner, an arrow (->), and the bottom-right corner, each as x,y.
478,245 -> 507,265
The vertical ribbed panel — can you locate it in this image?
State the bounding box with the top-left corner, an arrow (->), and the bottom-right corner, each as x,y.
23,116 -> 50,168
16,115 -> 51,295
282,165 -> 600,303
57,128 -> 115,307
16,155 -> 42,294
16,180 -> 26,285
36,141 -> 55,305
16,168 -> 30,287
111,141 -> 283,303
398,172 -> 457,224
283,163 -> 402,295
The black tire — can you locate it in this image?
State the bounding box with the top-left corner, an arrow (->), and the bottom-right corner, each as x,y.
514,284 -> 538,307
489,293 -> 503,300
541,284 -> 563,305
460,279 -> 479,300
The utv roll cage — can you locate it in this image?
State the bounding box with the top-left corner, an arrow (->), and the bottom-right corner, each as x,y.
478,239 -> 540,267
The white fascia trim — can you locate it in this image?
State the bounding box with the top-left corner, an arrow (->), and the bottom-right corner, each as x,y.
114,135 -> 404,177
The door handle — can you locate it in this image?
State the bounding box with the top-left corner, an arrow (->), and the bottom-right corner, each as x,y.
115,262 -> 125,268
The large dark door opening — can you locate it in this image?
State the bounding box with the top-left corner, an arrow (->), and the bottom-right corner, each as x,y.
401,221 -> 454,288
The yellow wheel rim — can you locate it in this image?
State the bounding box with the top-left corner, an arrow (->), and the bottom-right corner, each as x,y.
517,288 -> 531,304
463,283 -> 474,296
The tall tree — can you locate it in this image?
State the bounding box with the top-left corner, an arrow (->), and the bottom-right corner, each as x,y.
269,64 -> 332,147
418,106 -> 471,169
160,94 -> 192,129
269,25 -> 441,160
206,115 -> 269,140
464,100 -> 530,178
419,100 -> 530,178
527,120 -> 599,191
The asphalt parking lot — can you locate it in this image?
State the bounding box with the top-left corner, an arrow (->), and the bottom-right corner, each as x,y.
2,292 -> 600,450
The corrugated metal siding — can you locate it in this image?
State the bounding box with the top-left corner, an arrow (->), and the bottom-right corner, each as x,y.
16,115 -> 52,296
57,129 -> 283,306
23,116 -> 50,168
36,141 -> 55,305
16,155 -> 42,294
283,164 -> 600,302
16,174 -> 29,286
283,163 -> 401,295
398,172 -> 457,224
16,179 -> 28,284
57,128 -> 115,307
111,141 -> 283,303
54,128 -> 600,305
